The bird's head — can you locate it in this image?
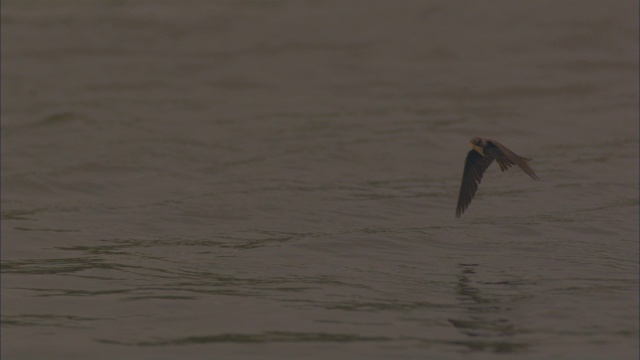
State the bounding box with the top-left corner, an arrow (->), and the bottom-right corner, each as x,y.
469,137 -> 487,156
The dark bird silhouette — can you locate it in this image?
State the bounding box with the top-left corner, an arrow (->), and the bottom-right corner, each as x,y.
456,137 -> 539,218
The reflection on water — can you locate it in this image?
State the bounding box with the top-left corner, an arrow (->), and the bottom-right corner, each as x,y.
449,263 -> 529,353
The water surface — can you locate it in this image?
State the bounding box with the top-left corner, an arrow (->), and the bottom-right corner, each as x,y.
2,1 -> 638,359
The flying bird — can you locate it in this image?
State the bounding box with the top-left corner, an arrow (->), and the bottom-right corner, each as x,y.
456,137 -> 539,218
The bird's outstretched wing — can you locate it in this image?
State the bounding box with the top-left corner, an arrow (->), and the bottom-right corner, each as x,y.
486,140 -> 539,180
496,158 -> 515,172
456,150 -> 494,218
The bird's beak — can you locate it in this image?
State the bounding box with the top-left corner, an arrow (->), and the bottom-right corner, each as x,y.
470,142 -> 486,156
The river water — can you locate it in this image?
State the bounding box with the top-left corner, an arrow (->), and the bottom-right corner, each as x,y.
2,1 -> 638,359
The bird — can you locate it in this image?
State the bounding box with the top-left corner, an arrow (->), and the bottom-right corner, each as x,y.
456,137 -> 539,218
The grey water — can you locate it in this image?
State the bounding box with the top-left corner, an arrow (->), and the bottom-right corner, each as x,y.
2,1 -> 638,359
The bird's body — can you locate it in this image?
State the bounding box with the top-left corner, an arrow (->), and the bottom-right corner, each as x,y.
456,137 -> 539,218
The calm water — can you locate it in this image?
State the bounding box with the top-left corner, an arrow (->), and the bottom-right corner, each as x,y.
2,1 -> 638,359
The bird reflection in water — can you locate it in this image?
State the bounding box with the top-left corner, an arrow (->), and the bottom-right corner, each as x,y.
447,263 -> 529,354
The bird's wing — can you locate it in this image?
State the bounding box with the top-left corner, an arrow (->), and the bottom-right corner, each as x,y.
496,158 -> 515,172
456,150 -> 494,217
486,140 -> 539,180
